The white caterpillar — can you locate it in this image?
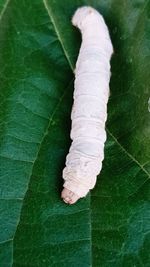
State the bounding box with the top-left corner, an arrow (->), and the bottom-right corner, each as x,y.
62,6 -> 113,198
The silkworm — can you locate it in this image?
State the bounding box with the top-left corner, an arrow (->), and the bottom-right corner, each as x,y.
62,6 -> 113,198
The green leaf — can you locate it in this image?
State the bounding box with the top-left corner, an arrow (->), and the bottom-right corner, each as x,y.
0,0 -> 149,266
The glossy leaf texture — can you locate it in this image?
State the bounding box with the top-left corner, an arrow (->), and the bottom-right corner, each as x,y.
0,0 -> 149,266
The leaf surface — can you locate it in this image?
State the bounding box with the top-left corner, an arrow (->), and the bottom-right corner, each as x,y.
0,0 -> 149,266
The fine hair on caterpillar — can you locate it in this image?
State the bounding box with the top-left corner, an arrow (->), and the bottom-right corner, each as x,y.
61,6 -> 113,204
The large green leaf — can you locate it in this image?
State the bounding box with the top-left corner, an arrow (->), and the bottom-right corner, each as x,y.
0,0 -> 149,266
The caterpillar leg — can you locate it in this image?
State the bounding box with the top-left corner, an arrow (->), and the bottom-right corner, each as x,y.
61,187 -> 81,205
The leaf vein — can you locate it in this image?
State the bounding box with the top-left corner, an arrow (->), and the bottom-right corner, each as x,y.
106,128 -> 150,179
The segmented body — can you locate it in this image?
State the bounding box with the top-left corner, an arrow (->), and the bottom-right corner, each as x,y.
62,7 -> 113,197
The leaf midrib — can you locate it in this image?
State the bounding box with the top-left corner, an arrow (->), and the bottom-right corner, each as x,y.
0,0 -> 10,21
43,0 -> 74,72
